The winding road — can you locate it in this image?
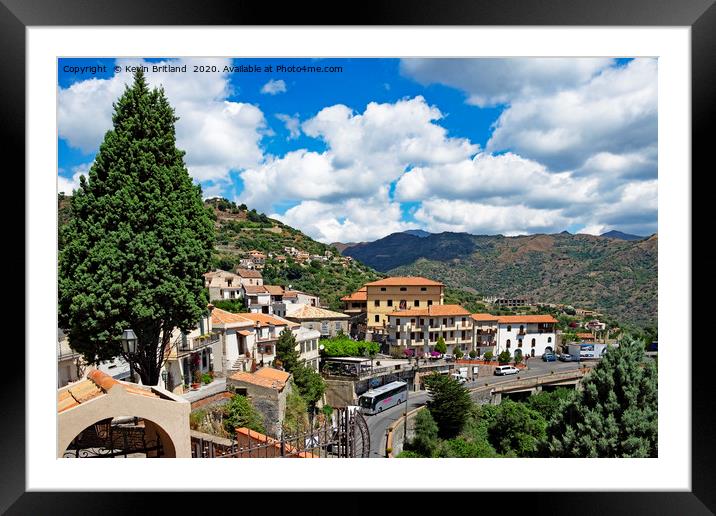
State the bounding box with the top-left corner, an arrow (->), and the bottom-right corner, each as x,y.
364,360 -> 583,458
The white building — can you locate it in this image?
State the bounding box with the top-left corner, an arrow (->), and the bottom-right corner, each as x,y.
494,315 -> 558,359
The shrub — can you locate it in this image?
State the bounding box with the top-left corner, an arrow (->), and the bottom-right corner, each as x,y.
498,351 -> 511,364
469,350 -> 477,359
483,351 -> 494,361
424,374 -> 472,439
409,409 -> 439,457
223,394 -> 265,435
201,373 -> 213,384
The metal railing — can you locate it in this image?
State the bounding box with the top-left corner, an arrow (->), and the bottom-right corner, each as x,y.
191,407 -> 370,458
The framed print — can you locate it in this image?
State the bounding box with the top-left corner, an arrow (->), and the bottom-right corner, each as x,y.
4,0 -> 713,513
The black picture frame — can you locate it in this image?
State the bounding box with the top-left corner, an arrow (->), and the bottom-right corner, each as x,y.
4,0 -> 711,513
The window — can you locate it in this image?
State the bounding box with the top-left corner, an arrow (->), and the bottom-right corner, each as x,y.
411,319 -> 415,324
506,339 -> 511,348
374,300 -> 380,307
381,287 -> 386,291
396,319 -> 400,325
414,300 -> 420,307
374,315 -> 380,322
396,331 -> 401,340
419,319 -> 425,325
335,322 -> 341,331
421,287 -> 427,291
507,325 -> 512,332
427,300 -> 433,306
548,337 -> 552,343
518,340 -> 523,348
387,299 -> 393,307
531,338 -> 536,347
400,287 -> 407,291
418,332 -> 424,340
410,332 -> 415,340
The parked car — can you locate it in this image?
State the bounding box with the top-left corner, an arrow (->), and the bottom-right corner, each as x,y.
542,353 -> 557,362
450,373 -> 468,384
494,365 -> 520,376
443,354 -> 455,362
558,353 -> 573,362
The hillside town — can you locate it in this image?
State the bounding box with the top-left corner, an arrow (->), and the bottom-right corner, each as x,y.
58,267 -> 629,459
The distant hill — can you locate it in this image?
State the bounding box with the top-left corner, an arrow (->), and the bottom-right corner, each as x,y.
342,231 -> 657,329
600,230 -> 645,241
403,229 -> 432,238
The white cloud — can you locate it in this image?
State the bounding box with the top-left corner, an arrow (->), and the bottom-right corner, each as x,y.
275,113 -> 301,139
58,58 -> 267,184
486,58 -> 658,171
238,96 -> 478,213
414,199 -> 570,236
395,152 -> 598,210
261,79 -> 287,95
274,190 -> 414,243
57,162 -> 92,194
401,58 -> 613,107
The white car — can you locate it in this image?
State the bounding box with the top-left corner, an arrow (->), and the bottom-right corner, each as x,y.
494,365 -> 520,376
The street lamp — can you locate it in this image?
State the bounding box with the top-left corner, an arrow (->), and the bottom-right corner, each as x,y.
121,329 -> 137,383
161,369 -> 168,389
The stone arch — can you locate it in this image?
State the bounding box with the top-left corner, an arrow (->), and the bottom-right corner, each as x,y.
58,372 -> 190,458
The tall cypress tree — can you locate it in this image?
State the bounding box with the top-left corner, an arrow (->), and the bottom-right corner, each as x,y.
275,327 -> 300,373
546,338 -> 658,457
59,70 -> 214,385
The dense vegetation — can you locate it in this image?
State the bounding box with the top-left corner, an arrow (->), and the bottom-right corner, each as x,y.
343,231 -> 657,329
400,338 -> 657,458
319,334 -> 379,357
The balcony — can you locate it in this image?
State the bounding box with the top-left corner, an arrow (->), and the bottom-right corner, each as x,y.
179,333 -> 220,354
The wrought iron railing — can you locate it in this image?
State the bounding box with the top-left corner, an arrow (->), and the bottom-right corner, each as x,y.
191,407 -> 370,458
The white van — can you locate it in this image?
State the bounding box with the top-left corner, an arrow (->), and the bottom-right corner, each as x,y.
494,365 -> 520,376
450,373 -> 468,384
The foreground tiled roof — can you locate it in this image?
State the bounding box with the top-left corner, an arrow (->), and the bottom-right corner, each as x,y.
285,305 -> 349,320
496,315 -> 558,324
229,367 -> 290,390
235,427 -> 316,458
210,307 -> 255,327
387,304 -> 471,317
243,285 -> 269,294
57,370 -> 158,414
341,287 -> 367,302
365,276 -> 444,287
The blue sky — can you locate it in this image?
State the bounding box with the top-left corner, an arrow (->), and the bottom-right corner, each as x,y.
58,57 -> 657,243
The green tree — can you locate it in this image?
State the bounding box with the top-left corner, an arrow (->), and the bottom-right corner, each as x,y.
424,373 -> 472,438
498,350 -> 511,364
275,328 -> 300,373
454,347 -> 464,359
483,350 -> 494,361
223,394 -> 265,434
469,350 -> 477,359
435,336 -> 447,354
282,387 -> 309,435
292,364 -> 326,412
409,409 -> 439,457
547,339 -> 657,457
211,298 -> 246,313
526,388 -> 576,423
487,399 -> 547,457
58,70 -> 214,385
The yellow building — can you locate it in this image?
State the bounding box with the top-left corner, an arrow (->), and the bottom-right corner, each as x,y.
364,276 -> 445,333
386,304 -> 473,354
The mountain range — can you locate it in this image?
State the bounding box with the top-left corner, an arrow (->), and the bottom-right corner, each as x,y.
339,230 -> 657,329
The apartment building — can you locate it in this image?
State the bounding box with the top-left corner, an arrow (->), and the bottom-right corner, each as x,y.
340,286 -> 367,314
494,315 -> 558,358
471,313 -> 499,357
386,304 -> 472,355
364,276 -> 445,333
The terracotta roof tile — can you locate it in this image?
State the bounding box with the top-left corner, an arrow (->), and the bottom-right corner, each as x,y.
341,287 -> 367,302
210,307 -> 255,326
235,268 -> 263,278
285,305 -> 349,320
496,315 -> 558,324
471,313 -> 499,322
365,277 -> 444,287
387,304 -> 471,318
229,367 -> 290,390
263,285 -> 285,296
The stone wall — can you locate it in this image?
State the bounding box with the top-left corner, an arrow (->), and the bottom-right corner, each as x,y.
324,378 -> 357,407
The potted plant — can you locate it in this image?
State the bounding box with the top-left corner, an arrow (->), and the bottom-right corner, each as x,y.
192,369 -> 202,389
202,372 -> 213,385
